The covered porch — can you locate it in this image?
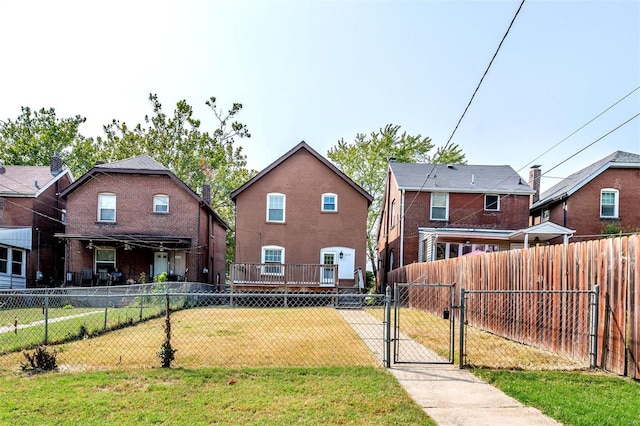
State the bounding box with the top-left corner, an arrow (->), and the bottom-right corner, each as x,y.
55,233 -> 193,286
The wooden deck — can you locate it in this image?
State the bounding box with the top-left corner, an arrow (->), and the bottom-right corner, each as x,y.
230,263 -> 340,292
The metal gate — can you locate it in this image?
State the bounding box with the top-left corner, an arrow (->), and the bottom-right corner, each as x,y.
393,283 -> 455,364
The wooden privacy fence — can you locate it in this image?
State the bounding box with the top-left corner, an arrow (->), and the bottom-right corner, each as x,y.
386,234 -> 639,379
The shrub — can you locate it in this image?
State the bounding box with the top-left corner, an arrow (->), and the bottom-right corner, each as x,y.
22,346 -> 58,372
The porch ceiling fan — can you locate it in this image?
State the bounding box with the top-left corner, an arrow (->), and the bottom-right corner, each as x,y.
86,240 -> 94,250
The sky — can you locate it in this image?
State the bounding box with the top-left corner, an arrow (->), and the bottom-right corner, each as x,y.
1,0 -> 639,193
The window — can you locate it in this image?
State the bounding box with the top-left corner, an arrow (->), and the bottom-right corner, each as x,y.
391,199 -> 396,228
542,210 -> 550,222
600,189 -> 619,218
154,195 -> 169,213
11,249 -> 23,275
266,193 -> 285,222
0,247 -> 7,273
262,245 -> 284,275
0,247 -> 25,276
484,194 -> 500,211
321,193 -> 337,212
98,193 -> 116,222
430,193 -> 449,221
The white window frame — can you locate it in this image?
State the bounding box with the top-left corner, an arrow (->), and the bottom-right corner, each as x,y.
430,193 -> 449,221
153,194 -> 169,213
266,193 -> 286,223
391,199 -> 396,228
321,193 -> 338,212
0,246 -> 25,276
98,193 -> 116,222
484,194 -> 500,211
600,189 -> 619,218
261,245 -> 284,275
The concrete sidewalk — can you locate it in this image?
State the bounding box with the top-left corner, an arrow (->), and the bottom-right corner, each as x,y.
338,309 -> 560,426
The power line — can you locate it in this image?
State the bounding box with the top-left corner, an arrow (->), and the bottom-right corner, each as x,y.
543,112 -> 640,177
403,0 -> 527,217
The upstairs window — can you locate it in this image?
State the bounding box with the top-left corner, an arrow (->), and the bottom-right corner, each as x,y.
154,195 -> 169,213
430,193 -> 449,221
267,193 -> 285,222
321,193 -> 337,212
484,194 -> 500,211
98,193 -> 116,222
391,199 -> 396,228
600,189 -> 619,218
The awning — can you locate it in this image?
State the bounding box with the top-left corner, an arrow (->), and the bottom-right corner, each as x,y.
0,227 -> 32,250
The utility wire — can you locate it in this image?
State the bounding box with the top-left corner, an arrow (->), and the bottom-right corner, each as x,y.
403,0 -> 527,217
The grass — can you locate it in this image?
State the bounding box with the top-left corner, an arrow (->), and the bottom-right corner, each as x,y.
473,369 -> 640,426
0,307 -> 379,370
0,306 -> 164,355
0,367 -> 435,425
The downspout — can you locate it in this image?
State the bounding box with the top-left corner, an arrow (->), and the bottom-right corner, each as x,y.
563,200 -> 568,227
400,189 -> 405,267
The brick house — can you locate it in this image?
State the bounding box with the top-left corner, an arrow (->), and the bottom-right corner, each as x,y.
530,151 -> 640,241
230,142 -> 372,290
377,161 -> 574,287
0,156 -> 72,288
56,155 -> 228,287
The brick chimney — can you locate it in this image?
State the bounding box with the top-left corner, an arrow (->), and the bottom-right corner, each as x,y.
529,165 -> 541,204
202,184 -> 211,205
50,152 -> 63,176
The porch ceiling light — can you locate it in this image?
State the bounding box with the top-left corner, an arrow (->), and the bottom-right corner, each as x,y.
339,251 -> 344,259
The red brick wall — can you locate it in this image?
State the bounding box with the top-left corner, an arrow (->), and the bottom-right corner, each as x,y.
234,149 -> 369,276
378,172 -> 532,271
64,173 -> 224,285
0,174 -> 71,286
561,168 -> 640,240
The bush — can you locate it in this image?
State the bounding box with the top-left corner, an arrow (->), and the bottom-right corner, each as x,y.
22,346 -> 58,372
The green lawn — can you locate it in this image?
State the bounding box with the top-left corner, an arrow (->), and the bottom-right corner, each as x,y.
473,369 -> 640,426
0,367 -> 434,425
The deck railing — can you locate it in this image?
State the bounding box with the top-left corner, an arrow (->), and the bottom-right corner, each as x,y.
230,263 -> 339,290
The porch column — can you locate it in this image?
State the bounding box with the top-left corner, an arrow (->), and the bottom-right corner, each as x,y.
523,233 -> 529,249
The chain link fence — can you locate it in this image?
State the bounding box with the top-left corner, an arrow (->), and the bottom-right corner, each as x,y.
0,285 -> 387,371
460,288 -> 598,370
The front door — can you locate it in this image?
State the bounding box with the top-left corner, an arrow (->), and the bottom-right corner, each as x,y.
320,252 -> 336,285
154,252 -> 169,279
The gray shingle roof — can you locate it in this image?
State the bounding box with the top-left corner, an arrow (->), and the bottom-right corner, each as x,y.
95,155 -> 168,171
0,166 -> 69,196
532,150 -> 640,209
390,162 -> 534,194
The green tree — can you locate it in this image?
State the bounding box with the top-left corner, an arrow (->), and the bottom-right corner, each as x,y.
327,124 -> 466,277
99,94 -> 255,260
0,106 -> 97,173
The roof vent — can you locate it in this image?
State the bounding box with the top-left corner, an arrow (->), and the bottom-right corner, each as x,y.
471,174 -> 475,185
447,164 -> 454,169
34,180 -> 40,189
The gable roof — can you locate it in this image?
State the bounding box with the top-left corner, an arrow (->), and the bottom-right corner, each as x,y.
390,162 -> 535,195
93,155 -> 169,171
230,141 -> 373,204
0,165 -> 73,198
60,155 -> 230,230
531,150 -> 640,209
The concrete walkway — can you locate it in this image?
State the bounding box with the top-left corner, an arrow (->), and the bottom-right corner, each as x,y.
338,309 -> 560,426
0,310 -> 103,334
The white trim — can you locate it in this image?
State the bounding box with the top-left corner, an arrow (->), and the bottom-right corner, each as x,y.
98,193 -> 116,222
266,193 -> 286,223
600,188 -> 619,218
321,193 -> 338,212
484,194 -> 500,211
430,193 -> 449,221
153,194 -> 169,213
261,245 -> 284,275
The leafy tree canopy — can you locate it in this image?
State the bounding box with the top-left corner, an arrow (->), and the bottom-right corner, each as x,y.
0,106 -> 95,173
327,124 -> 466,275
